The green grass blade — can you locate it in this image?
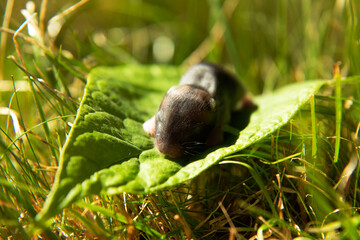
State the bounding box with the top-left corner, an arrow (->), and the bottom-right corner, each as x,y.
219,160 -> 277,216
310,95 -> 317,164
334,66 -> 342,163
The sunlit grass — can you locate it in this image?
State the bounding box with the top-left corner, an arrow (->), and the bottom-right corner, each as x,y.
0,0 -> 359,239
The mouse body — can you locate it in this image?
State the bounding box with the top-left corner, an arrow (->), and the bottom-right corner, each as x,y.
143,62 -> 252,158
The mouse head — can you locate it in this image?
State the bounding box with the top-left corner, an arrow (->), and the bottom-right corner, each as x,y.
154,85 -> 217,158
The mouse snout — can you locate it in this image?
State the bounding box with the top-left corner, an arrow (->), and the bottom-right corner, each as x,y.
155,138 -> 184,158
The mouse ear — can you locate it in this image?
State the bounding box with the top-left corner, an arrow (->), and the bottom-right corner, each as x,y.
143,116 -> 156,136
209,98 -> 216,111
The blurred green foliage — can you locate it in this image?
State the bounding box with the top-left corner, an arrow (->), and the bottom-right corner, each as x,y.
1,0 -> 359,94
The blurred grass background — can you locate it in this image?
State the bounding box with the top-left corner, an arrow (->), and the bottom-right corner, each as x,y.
0,0 -> 360,239
2,0 -> 359,92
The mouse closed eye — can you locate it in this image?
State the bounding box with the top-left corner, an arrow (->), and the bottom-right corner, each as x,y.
143,62 -> 254,158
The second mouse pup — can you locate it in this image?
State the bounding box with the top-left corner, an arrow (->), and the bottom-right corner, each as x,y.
143,62 -> 252,158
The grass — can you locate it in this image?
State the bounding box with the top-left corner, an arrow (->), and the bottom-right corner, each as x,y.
0,0 -> 360,239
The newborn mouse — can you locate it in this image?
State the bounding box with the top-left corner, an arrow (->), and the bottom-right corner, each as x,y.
143,62 -> 254,158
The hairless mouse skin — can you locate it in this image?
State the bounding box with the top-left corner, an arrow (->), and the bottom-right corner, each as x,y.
143,62 -> 253,158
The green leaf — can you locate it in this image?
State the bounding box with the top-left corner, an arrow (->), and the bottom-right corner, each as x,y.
36,65 -> 330,225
